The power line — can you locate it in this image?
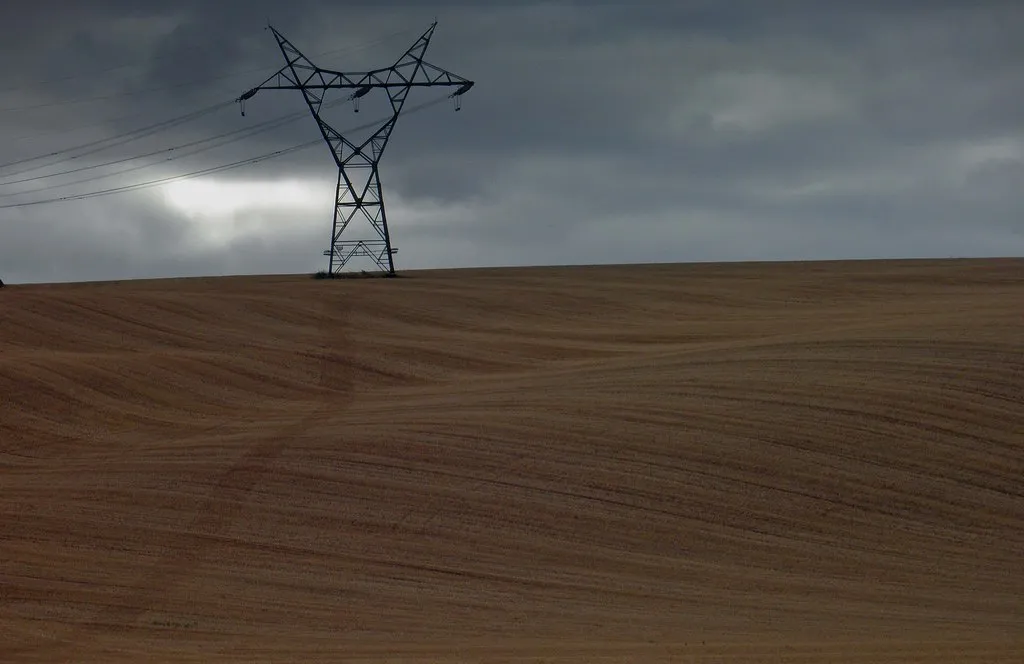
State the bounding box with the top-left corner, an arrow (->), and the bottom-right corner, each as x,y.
0,93 -> 453,210
6,101 -> 215,146
0,74 -> 244,115
5,78 -> 275,148
0,141 -> 322,209
0,98 -> 352,189
0,99 -> 234,176
0,28 -> 420,175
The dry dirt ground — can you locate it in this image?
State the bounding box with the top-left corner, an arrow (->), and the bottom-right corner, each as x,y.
1,258 -> 1022,663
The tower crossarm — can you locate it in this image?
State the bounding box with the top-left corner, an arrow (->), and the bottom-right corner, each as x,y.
240,71 -> 471,94
237,22 -> 474,169
237,24 -> 474,104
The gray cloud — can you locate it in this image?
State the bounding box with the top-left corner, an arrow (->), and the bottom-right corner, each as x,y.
1,1 -> 1022,284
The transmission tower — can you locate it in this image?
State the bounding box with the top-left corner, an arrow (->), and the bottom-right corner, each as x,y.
237,22 -> 474,276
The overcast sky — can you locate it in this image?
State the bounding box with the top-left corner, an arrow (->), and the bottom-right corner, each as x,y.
0,1 -> 1021,283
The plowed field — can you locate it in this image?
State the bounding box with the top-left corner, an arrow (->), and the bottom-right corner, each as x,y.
2,259 -> 1022,662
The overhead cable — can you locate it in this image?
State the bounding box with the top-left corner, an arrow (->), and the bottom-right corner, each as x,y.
0,99 -> 234,176
0,93 -> 452,209
0,98 -> 351,189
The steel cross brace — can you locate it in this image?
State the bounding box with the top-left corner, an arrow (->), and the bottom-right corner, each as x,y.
238,22 -> 474,276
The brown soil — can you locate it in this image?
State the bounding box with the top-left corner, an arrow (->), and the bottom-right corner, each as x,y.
2,258 -> 1022,662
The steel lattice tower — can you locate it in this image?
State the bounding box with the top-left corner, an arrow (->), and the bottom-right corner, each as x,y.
238,22 -> 474,276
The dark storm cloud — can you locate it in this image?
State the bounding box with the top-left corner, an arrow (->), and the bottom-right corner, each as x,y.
0,1 -> 1022,283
